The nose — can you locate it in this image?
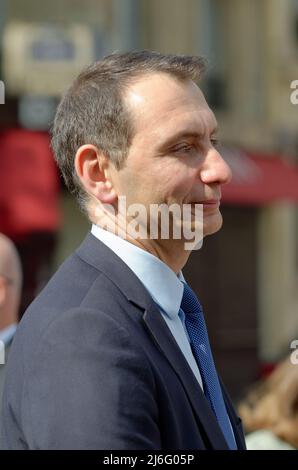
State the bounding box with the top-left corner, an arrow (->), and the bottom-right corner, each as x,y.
200,148 -> 232,186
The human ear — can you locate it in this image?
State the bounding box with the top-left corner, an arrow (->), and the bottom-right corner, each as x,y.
74,144 -> 117,204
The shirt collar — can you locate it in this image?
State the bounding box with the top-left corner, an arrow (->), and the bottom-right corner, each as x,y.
91,224 -> 184,319
0,323 -> 17,345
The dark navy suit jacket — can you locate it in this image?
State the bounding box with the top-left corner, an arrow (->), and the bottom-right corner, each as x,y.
0,233 -> 246,450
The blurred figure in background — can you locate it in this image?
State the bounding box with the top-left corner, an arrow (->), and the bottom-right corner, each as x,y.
0,234 -> 22,404
238,355 -> 298,450
0,128 -> 60,317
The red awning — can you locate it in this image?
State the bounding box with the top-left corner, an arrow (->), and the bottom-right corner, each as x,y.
0,128 -> 60,239
221,148 -> 298,205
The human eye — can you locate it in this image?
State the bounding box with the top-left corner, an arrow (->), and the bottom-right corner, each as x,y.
172,142 -> 194,154
211,136 -> 220,148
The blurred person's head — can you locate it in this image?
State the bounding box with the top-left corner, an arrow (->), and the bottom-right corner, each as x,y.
0,234 -> 22,330
238,356 -> 298,448
52,51 -> 232,272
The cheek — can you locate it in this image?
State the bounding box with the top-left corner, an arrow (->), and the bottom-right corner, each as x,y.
160,164 -> 196,199
120,157 -> 196,203
118,166 -> 163,204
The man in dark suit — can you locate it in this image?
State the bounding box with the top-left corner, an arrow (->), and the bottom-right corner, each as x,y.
1,51 -> 246,450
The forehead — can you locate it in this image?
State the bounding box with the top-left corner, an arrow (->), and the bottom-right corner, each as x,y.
125,73 -> 217,143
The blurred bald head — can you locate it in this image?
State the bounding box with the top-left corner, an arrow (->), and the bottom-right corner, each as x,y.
0,234 -> 22,330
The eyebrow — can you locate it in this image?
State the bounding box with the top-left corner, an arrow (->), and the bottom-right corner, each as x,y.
160,126 -> 218,149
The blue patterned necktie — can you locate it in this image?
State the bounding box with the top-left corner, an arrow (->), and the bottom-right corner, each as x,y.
180,282 -> 237,450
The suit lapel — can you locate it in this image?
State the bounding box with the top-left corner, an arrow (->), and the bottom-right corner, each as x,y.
143,302 -> 229,450
220,378 -> 246,450
77,233 -> 234,450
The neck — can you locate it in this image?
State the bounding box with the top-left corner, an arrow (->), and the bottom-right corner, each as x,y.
0,308 -> 17,331
124,234 -> 190,274
91,209 -> 191,274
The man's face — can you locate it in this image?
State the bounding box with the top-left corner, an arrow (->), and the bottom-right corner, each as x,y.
109,73 -> 231,242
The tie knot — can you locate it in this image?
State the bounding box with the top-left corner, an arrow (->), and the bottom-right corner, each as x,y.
180,282 -> 203,317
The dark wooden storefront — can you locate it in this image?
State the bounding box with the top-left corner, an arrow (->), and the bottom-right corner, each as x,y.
183,205 -> 259,401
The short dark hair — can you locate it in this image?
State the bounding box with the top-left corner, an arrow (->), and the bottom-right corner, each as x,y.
51,50 -> 206,214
